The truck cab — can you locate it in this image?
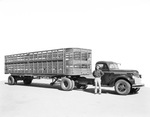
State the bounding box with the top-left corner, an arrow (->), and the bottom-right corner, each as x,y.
95,61 -> 144,95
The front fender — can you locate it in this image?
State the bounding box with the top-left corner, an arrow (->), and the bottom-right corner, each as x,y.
112,75 -> 135,86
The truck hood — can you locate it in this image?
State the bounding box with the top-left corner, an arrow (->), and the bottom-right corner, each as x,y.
110,69 -> 139,74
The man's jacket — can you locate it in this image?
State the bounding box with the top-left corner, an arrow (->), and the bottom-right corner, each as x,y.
93,69 -> 104,78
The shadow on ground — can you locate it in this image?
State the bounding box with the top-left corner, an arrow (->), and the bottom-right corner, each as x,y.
82,88 -> 118,95
5,82 -> 138,95
82,88 -> 138,95
5,82 -> 61,90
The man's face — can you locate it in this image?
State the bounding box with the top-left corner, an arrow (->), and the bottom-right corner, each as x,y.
96,65 -> 100,70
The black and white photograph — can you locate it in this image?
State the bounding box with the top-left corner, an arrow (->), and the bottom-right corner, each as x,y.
0,0 -> 150,117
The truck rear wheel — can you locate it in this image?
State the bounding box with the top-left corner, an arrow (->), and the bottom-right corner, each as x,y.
23,77 -> 32,85
8,75 -> 16,85
60,77 -> 73,91
82,85 -> 88,89
76,84 -> 88,89
115,80 -> 131,95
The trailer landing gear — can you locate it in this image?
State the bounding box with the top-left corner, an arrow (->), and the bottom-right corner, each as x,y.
50,77 -> 59,86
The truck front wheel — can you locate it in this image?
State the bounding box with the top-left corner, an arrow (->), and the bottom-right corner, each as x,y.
60,77 -> 73,91
115,80 -> 131,95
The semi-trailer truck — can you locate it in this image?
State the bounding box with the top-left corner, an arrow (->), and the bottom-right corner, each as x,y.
5,48 -> 144,95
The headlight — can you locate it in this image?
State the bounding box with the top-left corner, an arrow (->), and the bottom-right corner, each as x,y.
132,75 -> 140,79
132,75 -> 142,84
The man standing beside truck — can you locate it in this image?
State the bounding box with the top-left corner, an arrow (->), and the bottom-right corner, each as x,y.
93,65 -> 104,94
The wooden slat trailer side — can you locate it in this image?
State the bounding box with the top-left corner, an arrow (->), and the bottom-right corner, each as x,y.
5,48 -> 94,90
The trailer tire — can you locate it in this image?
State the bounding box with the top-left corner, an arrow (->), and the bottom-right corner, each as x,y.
8,75 -> 16,85
70,80 -> 75,90
23,78 -> 32,85
60,78 -> 72,91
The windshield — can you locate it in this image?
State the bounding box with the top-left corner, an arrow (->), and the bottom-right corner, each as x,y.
109,63 -> 119,70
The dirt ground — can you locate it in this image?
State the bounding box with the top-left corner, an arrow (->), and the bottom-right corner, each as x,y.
0,79 -> 150,117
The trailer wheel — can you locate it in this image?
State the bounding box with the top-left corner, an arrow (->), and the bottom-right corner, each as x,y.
70,80 -> 75,90
115,80 -> 131,95
23,78 -> 32,85
60,78 -> 72,91
8,75 -> 16,85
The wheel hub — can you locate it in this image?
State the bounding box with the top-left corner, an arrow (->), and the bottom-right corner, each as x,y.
118,83 -> 126,92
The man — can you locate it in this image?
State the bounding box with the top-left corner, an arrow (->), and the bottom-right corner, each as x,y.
93,65 -> 104,94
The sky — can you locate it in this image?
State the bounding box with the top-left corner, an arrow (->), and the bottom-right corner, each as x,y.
0,0 -> 150,87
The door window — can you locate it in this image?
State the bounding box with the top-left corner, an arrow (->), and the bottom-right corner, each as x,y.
97,63 -> 108,70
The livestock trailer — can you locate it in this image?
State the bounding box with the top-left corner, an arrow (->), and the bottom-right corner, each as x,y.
5,48 -> 93,90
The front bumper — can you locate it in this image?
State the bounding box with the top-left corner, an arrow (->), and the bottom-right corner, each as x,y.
132,75 -> 144,88
132,84 -> 144,88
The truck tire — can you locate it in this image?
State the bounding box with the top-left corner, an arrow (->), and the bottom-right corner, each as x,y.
23,78 -> 32,85
76,84 -> 81,89
82,85 -> 88,89
8,75 -> 16,85
115,80 -> 131,95
60,77 -> 72,91
76,84 -> 88,89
